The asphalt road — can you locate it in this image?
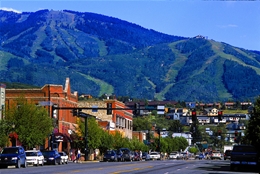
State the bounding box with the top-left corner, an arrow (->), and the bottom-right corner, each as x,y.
0,159 -> 259,174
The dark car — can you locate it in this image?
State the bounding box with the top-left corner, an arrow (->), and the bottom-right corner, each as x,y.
195,153 -> 205,160
103,150 -> 118,162
142,152 -> 151,161
122,150 -> 134,162
116,150 -> 123,162
0,146 -> 27,168
224,150 -> 232,160
42,150 -> 62,165
120,148 -> 130,153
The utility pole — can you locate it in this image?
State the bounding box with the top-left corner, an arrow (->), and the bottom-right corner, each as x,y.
85,116 -> 88,161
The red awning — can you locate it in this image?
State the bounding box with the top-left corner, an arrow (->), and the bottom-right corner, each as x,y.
54,132 -> 72,142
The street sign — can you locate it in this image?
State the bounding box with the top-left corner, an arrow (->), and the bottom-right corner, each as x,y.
173,113 -> 180,120
157,105 -> 165,115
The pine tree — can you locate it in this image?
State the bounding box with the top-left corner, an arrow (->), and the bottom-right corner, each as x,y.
245,97 -> 260,148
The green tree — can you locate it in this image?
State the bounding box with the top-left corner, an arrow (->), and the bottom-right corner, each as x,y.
0,119 -> 13,147
76,117 -> 103,151
98,130 -> 114,155
132,116 -> 152,131
245,97 -> 260,148
5,97 -> 53,149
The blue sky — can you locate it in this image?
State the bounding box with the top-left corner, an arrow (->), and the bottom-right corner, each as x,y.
1,0 -> 260,51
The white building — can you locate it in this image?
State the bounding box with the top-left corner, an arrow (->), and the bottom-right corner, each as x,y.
172,132 -> 192,145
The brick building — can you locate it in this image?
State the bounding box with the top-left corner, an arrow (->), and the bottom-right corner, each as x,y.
5,78 -> 78,152
78,99 -> 133,139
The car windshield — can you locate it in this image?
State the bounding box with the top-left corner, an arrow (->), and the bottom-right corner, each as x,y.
150,152 -> 158,155
26,152 -> 38,156
2,148 -> 18,154
42,151 -> 55,156
106,151 -> 115,155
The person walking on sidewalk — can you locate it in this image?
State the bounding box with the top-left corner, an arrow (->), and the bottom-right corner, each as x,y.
77,148 -> 81,163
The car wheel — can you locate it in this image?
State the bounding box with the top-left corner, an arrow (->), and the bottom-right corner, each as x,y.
16,160 -> 21,168
23,160 -> 27,168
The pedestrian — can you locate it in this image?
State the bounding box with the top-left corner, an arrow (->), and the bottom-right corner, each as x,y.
77,148 -> 81,163
73,149 -> 78,163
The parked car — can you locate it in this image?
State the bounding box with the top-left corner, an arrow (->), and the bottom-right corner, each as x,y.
169,151 -> 180,159
42,150 -> 62,165
59,151 -> 68,164
180,152 -> 189,160
211,151 -> 222,160
150,152 -> 160,160
116,149 -> 123,162
0,146 -> 27,168
195,153 -> 205,160
25,150 -> 44,166
142,152 -> 151,161
133,152 -> 141,161
224,150 -> 232,160
120,148 -> 131,153
122,150 -> 134,161
103,150 -> 118,162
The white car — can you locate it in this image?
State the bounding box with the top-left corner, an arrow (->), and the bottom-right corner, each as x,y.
149,152 -> 160,160
169,151 -> 180,159
25,150 -> 44,166
211,151 -> 222,160
59,151 -> 69,164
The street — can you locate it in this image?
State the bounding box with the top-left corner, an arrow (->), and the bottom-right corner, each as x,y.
0,159 -> 259,174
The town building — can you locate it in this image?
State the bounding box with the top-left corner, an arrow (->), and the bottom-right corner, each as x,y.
0,83 -> 6,120
5,78 -> 78,152
78,99 -> 133,139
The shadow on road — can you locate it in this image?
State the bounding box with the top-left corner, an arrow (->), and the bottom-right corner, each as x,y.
197,162 -> 259,173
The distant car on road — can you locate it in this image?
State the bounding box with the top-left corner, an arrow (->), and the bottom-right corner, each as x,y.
122,151 -> 134,162
150,152 -> 160,160
116,149 -> 123,162
0,146 -> 27,168
224,150 -> 232,160
42,150 -> 62,165
26,150 -> 44,166
211,151 -> 222,160
195,153 -> 205,160
59,151 -> 68,164
142,152 -> 150,161
169,151 -> 179,159
103,150 -> 118,162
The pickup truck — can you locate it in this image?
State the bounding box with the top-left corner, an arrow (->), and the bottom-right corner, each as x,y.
230,145 -> 259,171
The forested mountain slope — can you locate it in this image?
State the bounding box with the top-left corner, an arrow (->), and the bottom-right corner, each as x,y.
0,9 -> 260,102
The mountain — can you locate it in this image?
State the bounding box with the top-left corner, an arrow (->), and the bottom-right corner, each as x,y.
0,9 -> 260,102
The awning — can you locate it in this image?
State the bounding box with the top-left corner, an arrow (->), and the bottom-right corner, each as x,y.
54,132 -> 72,142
